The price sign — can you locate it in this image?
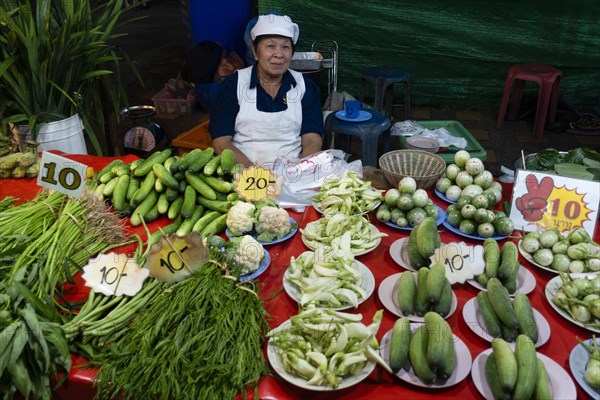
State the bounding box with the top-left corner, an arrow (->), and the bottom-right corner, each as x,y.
431,242 -> 485,284
510,170 -> 599,237
145,231 -> 208,283
234,165 -> 283,202
37,152 -> 90,198
82,253 -> 149,296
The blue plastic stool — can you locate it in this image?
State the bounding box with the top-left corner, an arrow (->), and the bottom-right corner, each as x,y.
324,108 -> 391,167
359,67 -> 411,120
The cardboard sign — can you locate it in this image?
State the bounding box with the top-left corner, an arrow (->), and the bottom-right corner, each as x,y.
510,170 -> 599,237
234,165 -> 283,201
37,152 -> 89,198
431,242 -> 485,284
145,231 -> 208,283
82,253 -> 149,296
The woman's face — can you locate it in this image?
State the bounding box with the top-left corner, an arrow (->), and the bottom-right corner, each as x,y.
253,36 -> 293,80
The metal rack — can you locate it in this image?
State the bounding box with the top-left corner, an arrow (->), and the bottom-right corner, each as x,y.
311,40 -> 338,95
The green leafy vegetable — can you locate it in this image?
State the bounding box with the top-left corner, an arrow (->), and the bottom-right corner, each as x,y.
525,147 -> 600,181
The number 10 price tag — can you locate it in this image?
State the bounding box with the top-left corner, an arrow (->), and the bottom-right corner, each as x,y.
431,242 -> 485,284
37,151 -> 90,198
82,253 -> 149,296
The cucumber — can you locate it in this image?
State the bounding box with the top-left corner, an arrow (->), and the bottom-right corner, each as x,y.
185,171 -> 217,200
154,177 -> 165,193
181,185 -> 197,219
414,267 -> 430,316
491,337 -> 518,393
388,317 -> 411,373
424,311 -> 454,377
416,217 -> 438,258
203,154 -> 221,176
128,159 -> 143,172
500,323 -> 519,342
125,177 -> 141,202
219,148 -> 235,174
483,237 -> 501,279
485,352 -> 511,400
476,291 -> 502,339
486,278 -> 519,330
407,226 -> 429,269
512,334 -> 538,400
513,293 -> 538,343
227,192 -> 239,202
112,174 -> 130,212
195,197 -> 231,214
502,262 -> 519,294
187,147 -> 215,173
476,272 -> 489,287
167,197 -> 184,220
497,241 -> 518,281
165,187 -> 179,202
163,156 -> 177,172
397,272 -> 416,316
133,171 -> 157,205
99,170 -> 117,184
200,174 -> 234,193
98,159 -> 123,180
113,163 -> 130,177
130,190 -> 159,227
200,213 -> 228,237
157,193 -> 170,215
433,278 -> 452,318
532,357 -> 552,400
425,263 -> 446,305
142,203 -> 160,223
231,162 -> 245,175
173,148 -> 203,173
408,325 -> 436,384
192,211 -> 221,234
153,163 -> 179,190
176,206 -> 205,236
133,148 -> 173,177
102,176 -> 119,197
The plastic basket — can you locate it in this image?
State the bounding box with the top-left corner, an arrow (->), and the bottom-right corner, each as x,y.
152,88 -> 196,115
379,150 -> 446,189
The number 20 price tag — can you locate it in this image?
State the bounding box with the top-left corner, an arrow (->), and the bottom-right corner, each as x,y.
37,151 -> 90,198
234,165 -> 283,202
431,242 -> 485,284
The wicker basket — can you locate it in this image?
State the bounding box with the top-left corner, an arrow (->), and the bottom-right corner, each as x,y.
379,150 -> 446,189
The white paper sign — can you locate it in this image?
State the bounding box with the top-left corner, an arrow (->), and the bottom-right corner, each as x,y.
37,151 -> 89,198
431,242 -> 485,284
82,253 -> 149,296
510,169 -> 599,237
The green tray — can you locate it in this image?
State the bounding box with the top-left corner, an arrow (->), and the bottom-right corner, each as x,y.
390,120 -> 487,163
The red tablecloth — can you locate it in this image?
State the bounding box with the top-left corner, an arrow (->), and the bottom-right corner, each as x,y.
1,153 -> 597,400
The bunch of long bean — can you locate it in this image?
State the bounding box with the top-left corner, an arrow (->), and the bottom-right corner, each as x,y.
91,253 -> 269,400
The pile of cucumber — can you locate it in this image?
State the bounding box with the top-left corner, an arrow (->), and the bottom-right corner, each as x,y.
92,147 -> 241,237
376,177 -> 439,228
475,239 -> 520,294
406,217 -> 441,270
396,264 -> 453,318
486,336 -> 551,399
388,312 -> 455,383
477,278 -> 539,343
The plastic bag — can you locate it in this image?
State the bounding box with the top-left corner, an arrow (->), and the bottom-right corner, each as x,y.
272,150 -> 362,210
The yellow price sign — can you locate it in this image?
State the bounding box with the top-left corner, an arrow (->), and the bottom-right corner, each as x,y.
234,165 -> 283,202
540,185 -> 594,232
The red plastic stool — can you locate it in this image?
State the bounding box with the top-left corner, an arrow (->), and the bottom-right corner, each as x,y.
496,64 -> 562,139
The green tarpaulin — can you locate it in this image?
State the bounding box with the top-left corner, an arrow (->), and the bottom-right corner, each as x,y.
258,0 -> 600,110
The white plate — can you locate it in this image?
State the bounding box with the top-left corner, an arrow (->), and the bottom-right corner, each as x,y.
389,237 -> 416,271
472,348 -> 577,400
379,324 -> 472,388
545,273 -> 600,333
518,239 -> 558,274
267,320 -> 376,391
283,261 -> 375,310
467,266 -> 536,296
301,223 -> 382,256
570,338 -> 600,399
312,200 -> 381,216
462,297 -> 551,348
378,272 -> 457,322
225,217 -> 298,245
382,205 -> 446,231
239,248 -> 270,282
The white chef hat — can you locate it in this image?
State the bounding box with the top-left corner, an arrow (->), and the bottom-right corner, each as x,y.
250,14 -> 299,44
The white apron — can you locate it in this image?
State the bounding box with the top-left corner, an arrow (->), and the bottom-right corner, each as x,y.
233,67 -> 305,165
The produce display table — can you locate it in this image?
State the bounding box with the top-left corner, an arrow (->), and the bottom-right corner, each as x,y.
1,153 -> 597,400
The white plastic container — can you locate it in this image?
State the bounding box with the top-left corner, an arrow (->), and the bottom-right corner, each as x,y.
36,114 -> 87,154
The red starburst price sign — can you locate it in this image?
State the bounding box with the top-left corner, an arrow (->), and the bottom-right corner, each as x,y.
510,170 -> 599,237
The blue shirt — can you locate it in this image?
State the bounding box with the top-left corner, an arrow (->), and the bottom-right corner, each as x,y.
209,65 -> 324,139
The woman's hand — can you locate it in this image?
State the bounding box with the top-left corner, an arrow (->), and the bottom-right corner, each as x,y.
212,136 -> 252,167
300,133 -> 323,159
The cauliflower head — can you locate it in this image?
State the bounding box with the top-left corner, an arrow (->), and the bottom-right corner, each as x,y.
226,201 -> 256,236
234,235 -> 265,275
255,206 -> 292,242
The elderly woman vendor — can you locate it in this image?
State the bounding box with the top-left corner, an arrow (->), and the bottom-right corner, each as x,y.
208,14 -> 324,167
